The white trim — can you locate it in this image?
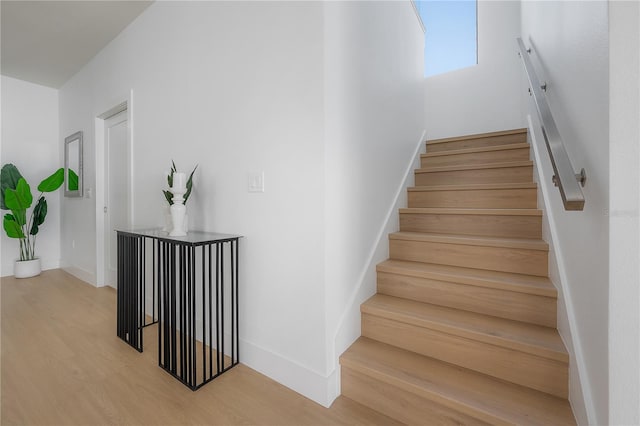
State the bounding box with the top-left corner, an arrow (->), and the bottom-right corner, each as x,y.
98,102 -> 127,120
95,91 -> 134,287
240,337 -> 339,408
409,0 -> 426,33
326,129 -> 427,405
527,115 -> 595,425
127,92 -> 135,228
61,264 -> 97,287
41,258 -> 62,272
95,117 -> 106,287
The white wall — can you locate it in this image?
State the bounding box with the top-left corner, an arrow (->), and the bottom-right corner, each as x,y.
323,0 -> 425,401
1,76 -> 61,276
424,1 -> 524,139
58,0 -> 424,407
59,0 -> 328,402
521,2 -> 609,424
609,2 -> 640,425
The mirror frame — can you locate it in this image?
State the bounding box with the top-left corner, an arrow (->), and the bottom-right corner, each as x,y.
64,131 -> 83,198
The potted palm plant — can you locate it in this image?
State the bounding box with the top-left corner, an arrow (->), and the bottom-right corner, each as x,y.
1,163 -> 64,278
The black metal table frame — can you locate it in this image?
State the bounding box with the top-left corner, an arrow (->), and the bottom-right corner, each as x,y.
116,230 -> 240,390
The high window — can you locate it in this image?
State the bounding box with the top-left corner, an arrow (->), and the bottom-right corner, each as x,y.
415,0 -> 478,77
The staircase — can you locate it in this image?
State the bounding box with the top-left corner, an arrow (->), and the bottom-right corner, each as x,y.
339,129 -> 576,425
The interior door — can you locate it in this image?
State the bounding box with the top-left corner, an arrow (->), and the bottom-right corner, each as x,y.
104,110 -> 129,288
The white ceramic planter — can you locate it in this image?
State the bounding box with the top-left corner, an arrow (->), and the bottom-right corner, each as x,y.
169,203 -> 187,237
14,258 -> 41,279
163,206 -> 188,233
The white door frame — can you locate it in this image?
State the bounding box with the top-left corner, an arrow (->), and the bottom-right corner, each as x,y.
95,92 -> 135,287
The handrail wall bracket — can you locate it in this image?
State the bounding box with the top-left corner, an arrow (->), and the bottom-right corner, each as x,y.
517,38 -> 586,211
553,168 -> 586,188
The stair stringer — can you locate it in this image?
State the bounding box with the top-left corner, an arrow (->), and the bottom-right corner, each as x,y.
327,129 -> 427,406
528,116 -> 592,425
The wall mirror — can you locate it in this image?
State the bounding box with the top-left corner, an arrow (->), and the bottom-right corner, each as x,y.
64,131 -> 83,197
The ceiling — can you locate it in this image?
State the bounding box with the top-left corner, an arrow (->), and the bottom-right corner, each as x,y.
1,0 -> 152,89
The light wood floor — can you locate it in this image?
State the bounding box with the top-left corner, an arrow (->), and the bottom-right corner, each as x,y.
1,269 -> 399,425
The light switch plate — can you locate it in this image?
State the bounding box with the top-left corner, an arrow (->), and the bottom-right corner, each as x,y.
248,172 -> 264,193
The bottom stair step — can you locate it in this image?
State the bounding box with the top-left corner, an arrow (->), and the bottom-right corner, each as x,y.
340,337 -> 575,426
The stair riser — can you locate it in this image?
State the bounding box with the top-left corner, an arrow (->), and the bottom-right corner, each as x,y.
408,188 -> 538,209
389,239 -> 548,276
427,133 -> 528,153
421,147 -> 530,168
362,314 -> 568,398
399,213 -> 542,239
341,367 -> 494,426
377,272 -> 557,327
415,165 -> 533,186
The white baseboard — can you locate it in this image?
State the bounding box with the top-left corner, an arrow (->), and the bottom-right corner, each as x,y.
61,264 -> 97,286
326,129 -> 427,405
240,337 -> 339,408
41,258 -> 62,271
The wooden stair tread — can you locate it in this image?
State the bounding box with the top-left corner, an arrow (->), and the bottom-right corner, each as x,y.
399,207 -> 542,216
390,231 -> 548,251
363,294 -> 567,362
415,160 -> 533,174
408,182 -> 537,192
421,142 -> 529,158
340,337 -> 576,425
377,259 -> 557,297
426,128 -> 528,145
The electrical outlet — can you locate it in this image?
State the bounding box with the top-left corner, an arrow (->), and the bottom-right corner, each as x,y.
248,172 -> 264,193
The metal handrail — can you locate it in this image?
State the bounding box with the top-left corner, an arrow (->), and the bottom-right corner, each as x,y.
517,37 -> 586,211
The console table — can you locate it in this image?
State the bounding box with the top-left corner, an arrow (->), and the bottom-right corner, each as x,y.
116,229 -> 241,390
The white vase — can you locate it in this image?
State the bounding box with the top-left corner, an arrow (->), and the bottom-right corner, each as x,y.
162,206 -> 172,231
168,179 -> 188,237
163,206 -> 188,233
169,203 -> 187,237
14,258 -> 41,279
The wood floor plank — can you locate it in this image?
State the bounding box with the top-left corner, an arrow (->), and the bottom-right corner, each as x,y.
427,128 -> 528,145
389,232 -> 548,276
375,260 -> 558,327
376,260 -> 557,297
426,128 -> 528,153
407,183 -> 539,209
421,143 -> 530,167
415,162 -> 534,186
362,294 -> 567,360
360,315 -> 569,398
342,367 -> 491,426
1,270 -> 398,426
399,208 -> 543,239
340,338 -> 575,425
390,231 -> 549,251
